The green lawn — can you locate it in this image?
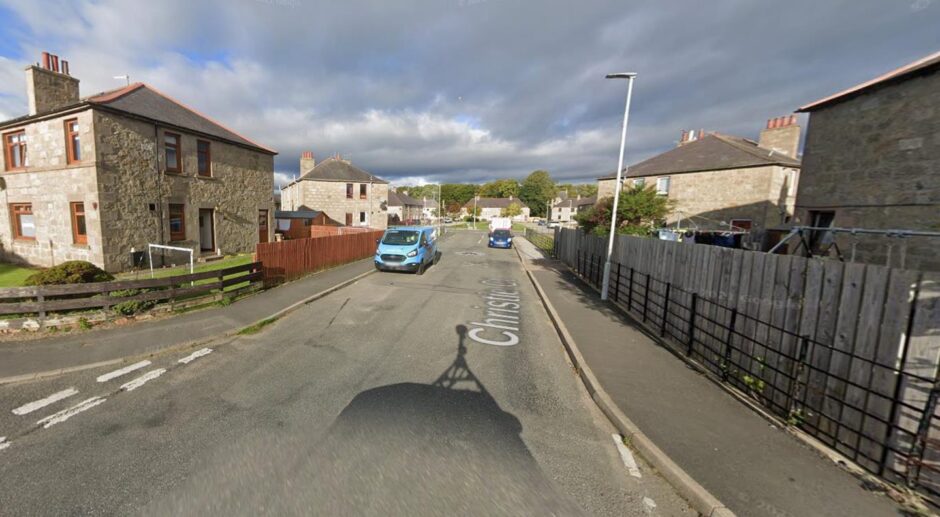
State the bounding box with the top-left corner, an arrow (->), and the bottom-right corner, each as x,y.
0,263 -> 39,287
116,254 -> 253,280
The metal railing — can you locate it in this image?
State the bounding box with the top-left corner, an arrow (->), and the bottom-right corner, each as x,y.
523,227 -> 555,257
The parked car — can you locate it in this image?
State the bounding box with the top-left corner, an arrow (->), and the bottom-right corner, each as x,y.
374,226 -> 438,274
443,217 -> 453,224
547,221 -> 560,229
488,229 -> 513,249
537,220 -> 546,226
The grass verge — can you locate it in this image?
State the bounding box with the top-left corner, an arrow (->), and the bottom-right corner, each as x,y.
237,317 -> 278,335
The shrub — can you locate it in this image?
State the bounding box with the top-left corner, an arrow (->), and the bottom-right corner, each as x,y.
109,288 -> 156,316
24,261 -> 113,286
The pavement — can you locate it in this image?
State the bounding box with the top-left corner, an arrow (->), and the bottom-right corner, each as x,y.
0,230 -> 692,516
0,259 -> 375,382
513,236 -> 904,517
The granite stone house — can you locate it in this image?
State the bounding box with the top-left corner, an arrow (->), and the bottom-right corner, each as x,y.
387,190 -> 423,224
550,194 -> 596,223
460,196 -> 530,221
0,52 -> 276,272
280,153 -> 389,229
793,49 -> 940,271
597,118 -> 802,247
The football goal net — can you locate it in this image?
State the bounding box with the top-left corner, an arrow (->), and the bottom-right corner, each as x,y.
147,244 -> 194,279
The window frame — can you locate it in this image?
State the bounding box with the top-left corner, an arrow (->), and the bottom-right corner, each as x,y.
65,119 -> 81,165
168,203 -> 186,241
196,139 -> 212,177
4,130 -> 27,172
346,183 -> 354,199
164,132 -> 182,173
656,176 -> 671,196
633,178 -> 645,188
9,203 -> 35,240
729,219 -> 753,231
70,201 -> 88,245
359,211 -> 367,224
359,184 -> 367,200
345,212 -> 353,226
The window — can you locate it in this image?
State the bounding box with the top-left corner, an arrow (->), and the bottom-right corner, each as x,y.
4,130 -> 27,171
197,140 -> 211,177
633,178 -> 645,188
65,119 -> 81,164
10,203 -> 35,240
346,183 -> 354,199
169,203 -> 186,241
164,132 -> 181,173
808,210 -> 836,252
70,202 -> 87,244
730,219 -> 752,231
345,213 -> 353,226
656,177 -> 671,195
359,211 -> 366,224
359,184 -> 367,199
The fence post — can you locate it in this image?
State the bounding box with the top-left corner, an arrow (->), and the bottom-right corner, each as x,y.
686,293 -> 697,356
627,268 -> 635,311
722,309 -> 738,381
661,282 -> 671,337
37,292 -> 46,323
642,274 -> 651,322
906,383 -> 940,488
613,263 -> 622,302
787,336 -> 811,418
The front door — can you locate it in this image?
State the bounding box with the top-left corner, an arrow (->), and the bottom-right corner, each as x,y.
258,209 -> 269,243
199,209 -> 215,252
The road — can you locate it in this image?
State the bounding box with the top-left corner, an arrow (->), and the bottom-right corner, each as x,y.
0,230 -> 691,516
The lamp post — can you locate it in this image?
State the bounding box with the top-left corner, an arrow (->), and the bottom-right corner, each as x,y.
601,72 -> 637,301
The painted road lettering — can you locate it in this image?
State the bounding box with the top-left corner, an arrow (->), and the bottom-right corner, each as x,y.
469,279 -> 521,346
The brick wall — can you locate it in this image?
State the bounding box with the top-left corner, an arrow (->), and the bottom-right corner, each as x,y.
795,68 -> 940,270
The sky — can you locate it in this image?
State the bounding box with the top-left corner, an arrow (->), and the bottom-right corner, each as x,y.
0,0 -> 938,189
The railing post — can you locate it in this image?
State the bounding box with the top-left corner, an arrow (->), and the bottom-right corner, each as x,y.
787,336 -> 811,417
906,384 -> 940,488
627,268 -> 635,311
613,263 -> 622,302
660,282 -> 671,337
686,293 -> 697,356
642,274 -> 651,322
722,308 -> 738,381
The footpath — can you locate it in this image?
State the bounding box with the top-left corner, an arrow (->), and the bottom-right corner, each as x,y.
0,259 -> 374,383
514,237 -> 901,517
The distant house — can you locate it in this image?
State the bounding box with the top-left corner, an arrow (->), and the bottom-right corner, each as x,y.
274,210 -> 341,240
551,194 -> 596,223
597,118 -> 802,247
0,51 -> 276,272
460,196 -> 530,221
792,50 -> 940,271
387,190 -> 423,224
280,152 -> 389,229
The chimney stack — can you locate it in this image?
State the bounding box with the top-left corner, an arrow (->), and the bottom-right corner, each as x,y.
26,51 -> 80,116
758,115 -> 801,158
299,151 -> 315,174
678,128 -> 707,146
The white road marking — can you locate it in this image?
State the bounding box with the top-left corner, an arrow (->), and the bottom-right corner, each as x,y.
12,387 -> 79,416
612,434 -> 642,478
178,347 -> 212,364
0,436 -> 9,451
120,369 -> 167,392
37,396 -> 106,429
96,360 -> 151,383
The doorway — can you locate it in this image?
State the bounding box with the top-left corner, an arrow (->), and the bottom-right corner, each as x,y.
259,209 -> 269,243
199,209 -> 215,252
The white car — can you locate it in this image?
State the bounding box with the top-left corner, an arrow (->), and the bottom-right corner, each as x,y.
547,221 -> 561,229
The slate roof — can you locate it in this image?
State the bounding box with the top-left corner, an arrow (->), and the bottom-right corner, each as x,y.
295,157 -> 388,184
597,133 -> 800,180
462,197 -> 529,209
0,83 -> 276,155
799,49 -> 940,112
554,195 -> 597,208
388,190 -> 423,207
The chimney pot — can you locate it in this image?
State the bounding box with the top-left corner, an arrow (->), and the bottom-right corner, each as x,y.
51,55 -> 59,72
789,114 -> 796,126
42,52 -> 50,69
62,60 -> 69,75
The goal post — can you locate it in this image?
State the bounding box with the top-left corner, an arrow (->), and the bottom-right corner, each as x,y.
147,244 -> 194,281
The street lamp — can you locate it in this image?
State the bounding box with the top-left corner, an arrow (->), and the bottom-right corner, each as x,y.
601,72 -> 637,301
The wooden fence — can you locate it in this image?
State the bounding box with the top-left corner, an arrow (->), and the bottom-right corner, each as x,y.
256,230 -> 384,283
554,228 -> 940,505
0,262 -> 262,322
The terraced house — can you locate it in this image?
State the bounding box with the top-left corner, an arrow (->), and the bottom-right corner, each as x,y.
0,52 -> 277,272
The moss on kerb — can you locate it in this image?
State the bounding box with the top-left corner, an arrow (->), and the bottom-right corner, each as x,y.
237,317 -> 277,335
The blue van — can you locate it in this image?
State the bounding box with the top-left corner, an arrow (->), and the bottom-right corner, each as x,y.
374,226 -> 438,274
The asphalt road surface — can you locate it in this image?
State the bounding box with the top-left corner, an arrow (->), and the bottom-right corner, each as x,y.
0,230 -> 692,516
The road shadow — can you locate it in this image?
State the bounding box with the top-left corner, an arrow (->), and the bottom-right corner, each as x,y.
304,325 -> 583,515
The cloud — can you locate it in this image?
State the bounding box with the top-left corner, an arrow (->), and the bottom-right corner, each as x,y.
0,0 -> 937,184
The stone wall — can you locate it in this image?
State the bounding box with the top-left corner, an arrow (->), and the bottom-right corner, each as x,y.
283,179 -> 388,229
0,108 -> 101,267
94,111 -> 274,271
26,66 -> 80,116
794,68 -> 940,271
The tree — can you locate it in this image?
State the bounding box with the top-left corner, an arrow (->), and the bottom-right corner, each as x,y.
445,201 -> 463,215
479,179 -> 519,198
501,202 -> 522,218
441,183 -> 478,208
575,186 -> 671,236
556,183 -> 598,198
519,170 -> 555,218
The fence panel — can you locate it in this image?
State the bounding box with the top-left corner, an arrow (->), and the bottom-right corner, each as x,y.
256,230 -> 384,283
